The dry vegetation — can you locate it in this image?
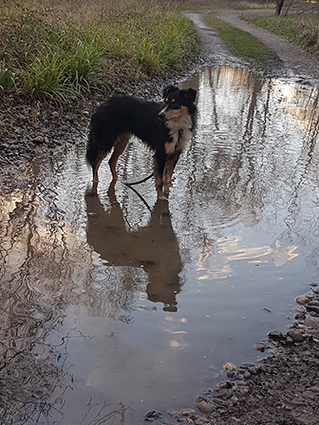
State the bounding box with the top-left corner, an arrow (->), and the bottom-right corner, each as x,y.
0,0 -> 199,102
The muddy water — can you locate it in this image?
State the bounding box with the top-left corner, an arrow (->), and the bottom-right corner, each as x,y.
1,66 -> 319,424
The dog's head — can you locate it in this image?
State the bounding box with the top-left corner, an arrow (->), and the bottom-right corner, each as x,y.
159,85 -> 197,121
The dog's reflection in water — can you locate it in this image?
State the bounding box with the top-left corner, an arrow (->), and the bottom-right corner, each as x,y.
85,184 -> 182,312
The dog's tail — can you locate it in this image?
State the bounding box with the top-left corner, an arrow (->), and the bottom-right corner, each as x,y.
86,133 -> 98,169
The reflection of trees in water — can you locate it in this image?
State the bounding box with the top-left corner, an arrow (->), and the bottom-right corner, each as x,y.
0,166 -> 181,421
0,184 -> 76,422
176,67 -> 319,266
0,179 -> 134,422
86,265 -> 146,322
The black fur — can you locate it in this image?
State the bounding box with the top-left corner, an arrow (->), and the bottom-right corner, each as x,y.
86,85 -> 197,198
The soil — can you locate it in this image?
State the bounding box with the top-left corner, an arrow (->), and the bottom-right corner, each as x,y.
1,8 -> 319,425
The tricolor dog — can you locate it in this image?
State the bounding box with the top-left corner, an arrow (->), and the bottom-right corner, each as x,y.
86,85 -> 197,198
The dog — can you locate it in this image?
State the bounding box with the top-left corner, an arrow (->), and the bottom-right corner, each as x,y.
86,85 -> 197,199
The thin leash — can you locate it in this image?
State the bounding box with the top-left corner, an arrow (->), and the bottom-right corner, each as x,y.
123,172 -> 154,186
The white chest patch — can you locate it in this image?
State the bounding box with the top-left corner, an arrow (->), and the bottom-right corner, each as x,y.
164,115 -> 193,155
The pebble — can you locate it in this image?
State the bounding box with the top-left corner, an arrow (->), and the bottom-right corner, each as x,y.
167,409 -> 180,419
287,330 -> 303,342
144,410 -> 162,422
248,366 -> 258,375
305,315 -> 319,329
295,295 -> 310,305
306,303 -> 319,314
181,408 -> 196,417
213,388 -> 232,399
267,330 -> 283,340
32,135 -> 44,144
194,396 -> 214,415
243,371 -> 251,379
217,381 -> 232,389
254,344 -> 265,352
223,362 -> 236,371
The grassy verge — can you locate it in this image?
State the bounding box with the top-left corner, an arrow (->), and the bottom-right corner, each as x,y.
0,0 -> 199,103
204,12 -> 276,70
243,12 -> 319,53
180,0 -> 274,11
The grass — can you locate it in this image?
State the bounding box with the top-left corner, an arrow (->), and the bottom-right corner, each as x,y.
243,12 -> 319,52
180,0 -> 274,11
0,0 -> 199,103
204,12 -> 276,70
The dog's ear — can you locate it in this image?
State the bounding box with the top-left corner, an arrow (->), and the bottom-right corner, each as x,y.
185,88 -> 197,103
163,85 -> 177,99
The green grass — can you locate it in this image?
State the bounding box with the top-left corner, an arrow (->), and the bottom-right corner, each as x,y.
204,12 -> 276,70
243,13 -> 319,52
0,0 -> 199,102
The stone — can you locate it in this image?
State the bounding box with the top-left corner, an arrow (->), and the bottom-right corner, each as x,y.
295,296 -> 310,305
267,330 -> 283,340
167,409 -> 180,419
144,410 -> 162,422
223,362 -> 236,371
32,135 -> 44,144
254,344 -> 265,352
217,381 -> 232,389
306,304 -> 319,314
305,316 -> 319,329
213,388 -> 232,399
248,366 -> 259,375
181,408 -> 196,417
195,396 -> 214,415
287,330 -> 303,342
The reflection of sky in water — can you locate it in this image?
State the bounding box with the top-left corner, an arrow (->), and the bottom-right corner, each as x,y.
1,66 -> 319,424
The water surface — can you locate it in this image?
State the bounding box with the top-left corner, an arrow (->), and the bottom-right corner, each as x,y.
1,66 -> 319,424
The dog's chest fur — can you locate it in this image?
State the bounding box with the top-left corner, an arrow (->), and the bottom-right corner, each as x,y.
164,115 -> 193,155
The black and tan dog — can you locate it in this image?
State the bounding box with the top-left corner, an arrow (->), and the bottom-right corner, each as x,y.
86,85 -> 197,198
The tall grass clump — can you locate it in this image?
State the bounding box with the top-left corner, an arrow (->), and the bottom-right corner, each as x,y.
0,0 -> 199,102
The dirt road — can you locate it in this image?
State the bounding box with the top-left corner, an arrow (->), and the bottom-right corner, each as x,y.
186,9 -> 319,83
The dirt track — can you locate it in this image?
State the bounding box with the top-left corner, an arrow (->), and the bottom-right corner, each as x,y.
186,9 -> 319,84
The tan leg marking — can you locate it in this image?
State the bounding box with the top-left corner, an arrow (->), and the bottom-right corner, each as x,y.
163,152 -> 180,196
108,133 -> 130,180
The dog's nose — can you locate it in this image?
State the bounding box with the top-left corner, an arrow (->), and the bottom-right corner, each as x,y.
159,110 -> 166,120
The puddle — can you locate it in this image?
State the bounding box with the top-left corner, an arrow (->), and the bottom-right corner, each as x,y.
1,65 -> 319,424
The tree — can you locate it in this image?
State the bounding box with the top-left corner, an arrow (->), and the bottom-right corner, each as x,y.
275,0 -> 285,15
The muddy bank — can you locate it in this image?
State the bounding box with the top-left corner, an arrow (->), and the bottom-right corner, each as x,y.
160,285 -> 319,425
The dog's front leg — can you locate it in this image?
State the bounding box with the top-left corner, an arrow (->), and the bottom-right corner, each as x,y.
163,151 -> 180,197
154,154 -> 167,200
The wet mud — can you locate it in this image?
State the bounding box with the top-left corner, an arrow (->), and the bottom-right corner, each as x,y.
1,9 -> 319,425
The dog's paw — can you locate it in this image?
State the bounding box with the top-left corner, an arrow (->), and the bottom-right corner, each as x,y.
158,193 -> 168,201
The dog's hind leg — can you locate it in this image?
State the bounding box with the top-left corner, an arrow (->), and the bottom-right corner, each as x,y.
108,133 -> 130,180
90,151 -> 109,193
